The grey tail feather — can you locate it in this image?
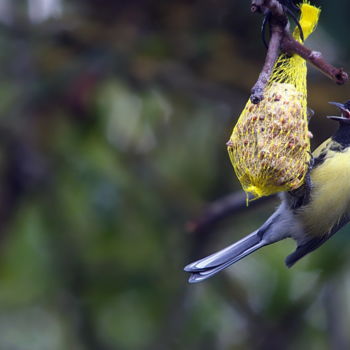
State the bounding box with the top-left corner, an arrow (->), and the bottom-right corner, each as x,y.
184,230 -> 267,283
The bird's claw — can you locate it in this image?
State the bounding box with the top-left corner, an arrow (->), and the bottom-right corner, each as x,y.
307,151 -> 315,171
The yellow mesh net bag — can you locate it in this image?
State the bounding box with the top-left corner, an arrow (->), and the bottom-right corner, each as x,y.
227,2 -> 320,199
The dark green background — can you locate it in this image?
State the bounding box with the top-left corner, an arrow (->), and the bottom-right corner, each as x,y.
0,1 -> 349,349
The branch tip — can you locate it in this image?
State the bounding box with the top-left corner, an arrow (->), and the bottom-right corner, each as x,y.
250,2 -> 348,101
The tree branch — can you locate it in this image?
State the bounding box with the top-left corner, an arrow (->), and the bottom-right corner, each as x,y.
250,0 -> 348,103
186,191 -> 276,235
251,0 -> 285,19
281,33 -> 348,84
251,25 -> 284,103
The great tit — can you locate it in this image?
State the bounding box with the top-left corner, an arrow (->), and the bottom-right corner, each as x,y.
185,101 -> 350,283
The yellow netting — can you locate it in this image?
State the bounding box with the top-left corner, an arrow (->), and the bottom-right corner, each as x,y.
227,2 -> 320,199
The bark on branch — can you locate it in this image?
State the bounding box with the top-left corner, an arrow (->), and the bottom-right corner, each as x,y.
281,33 -> 348,84
251,25 -> 284,103
250,0 -> 348,104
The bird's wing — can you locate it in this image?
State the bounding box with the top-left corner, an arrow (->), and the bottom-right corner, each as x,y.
285,214 -> 350,267
312,138 -> 332,159
311,138 -> 348,169
285,138 -> 344,211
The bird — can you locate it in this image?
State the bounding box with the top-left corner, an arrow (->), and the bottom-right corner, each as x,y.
184,100 -> 350,283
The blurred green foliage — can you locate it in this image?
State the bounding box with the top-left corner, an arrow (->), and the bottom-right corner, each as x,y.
0,1 -> 349,350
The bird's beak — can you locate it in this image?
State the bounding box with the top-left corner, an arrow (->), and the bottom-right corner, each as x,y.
329,101 -> 350,118
327,116 -> 350,124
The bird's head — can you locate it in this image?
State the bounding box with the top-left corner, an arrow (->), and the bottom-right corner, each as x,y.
327,100 -> 350,124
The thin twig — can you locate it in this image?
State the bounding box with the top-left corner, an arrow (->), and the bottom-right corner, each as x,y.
251,0 -> 285,19
186,191 -> 276,235
282,33 -> 348,84
250,0 -> 348,103
250,0 -> 289,103
251,25 -> 284,103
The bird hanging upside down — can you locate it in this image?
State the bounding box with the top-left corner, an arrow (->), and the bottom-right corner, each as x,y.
185,101 -> 350,283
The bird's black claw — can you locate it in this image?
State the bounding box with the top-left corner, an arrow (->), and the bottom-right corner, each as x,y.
307,151 -> 315,170
307,108 -> 315,121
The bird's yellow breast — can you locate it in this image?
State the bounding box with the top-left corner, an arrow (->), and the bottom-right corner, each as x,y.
301,148 -> 350,236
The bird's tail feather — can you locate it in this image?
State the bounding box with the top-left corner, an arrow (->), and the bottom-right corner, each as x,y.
184,231 -> 267,283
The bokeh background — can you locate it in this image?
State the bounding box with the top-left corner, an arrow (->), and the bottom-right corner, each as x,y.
0,1 -> 350,349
